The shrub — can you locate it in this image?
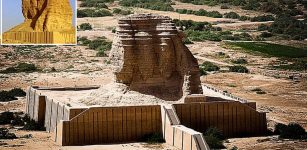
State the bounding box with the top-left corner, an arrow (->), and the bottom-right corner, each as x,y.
258,24 -> 269,31
232,58 -> 247,64
251,15 -> 275,22
0,128 -> 17,139
259,32 -> 273,38
207,11 -> 223,18
78,36 -> 91,45
220,4 -> 229,9
112,8 -> 133,15
275,123 -> 306,139
200,61 -> 220,72
0,88 -> 26,102
77,9 -> 112,18
224,12 -> 240,19
229,65 -> 249,73
8,88 -> 26,97
89,39 -> 112,50
256,91 -> 266,94
184,30 -> 222,42
22,115 -> 45,131
203,127 -> 225,149
274,59 -> 307,71
96,48 -> 106,57
0,91 -> 17,102
119,0 -> 174,11
239,15 -> 250,21
1,63 -> 37,73
205,127 -> 224,140
80,0 -> 113,8
112,28 -> 116,33
0,112 -> 14,124
79,23 -> 92,31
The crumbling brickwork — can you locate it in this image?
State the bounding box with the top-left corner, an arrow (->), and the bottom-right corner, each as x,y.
3,0 -> 75,44
110,14 -> 202,101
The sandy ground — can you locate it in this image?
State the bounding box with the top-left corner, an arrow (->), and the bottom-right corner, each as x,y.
0,129 -> 177,150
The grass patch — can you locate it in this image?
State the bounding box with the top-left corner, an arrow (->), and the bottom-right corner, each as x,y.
226,42 -> 307,58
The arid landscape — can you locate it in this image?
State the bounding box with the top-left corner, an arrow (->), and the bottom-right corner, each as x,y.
1,0 -> 307,150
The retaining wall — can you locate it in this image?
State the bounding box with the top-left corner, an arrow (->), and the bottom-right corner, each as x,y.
26,87 -> 87,132
161,105 -> 209,150
56,105 -> 162,146
173,102 -> 267,138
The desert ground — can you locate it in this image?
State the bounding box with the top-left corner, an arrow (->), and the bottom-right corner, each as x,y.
1,0 -> 307,149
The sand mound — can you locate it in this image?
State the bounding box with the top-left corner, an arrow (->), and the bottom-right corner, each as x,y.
78,83 -> 172,106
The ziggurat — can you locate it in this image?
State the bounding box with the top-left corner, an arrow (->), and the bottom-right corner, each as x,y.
2,0 -> 76,44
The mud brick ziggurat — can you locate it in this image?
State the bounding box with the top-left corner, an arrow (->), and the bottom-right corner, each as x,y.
2,0 -> 76,44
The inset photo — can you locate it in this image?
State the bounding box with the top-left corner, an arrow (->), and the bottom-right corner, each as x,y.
1,0 -> 77,45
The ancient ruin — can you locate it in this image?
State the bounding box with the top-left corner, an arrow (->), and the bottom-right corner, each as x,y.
2,0 -> 76,44
24,14 -> 267,149
110,14 -> 203,101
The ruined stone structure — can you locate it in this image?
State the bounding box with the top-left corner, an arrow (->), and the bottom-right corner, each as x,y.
2,0 -> 75,44
110,14 -> 202,101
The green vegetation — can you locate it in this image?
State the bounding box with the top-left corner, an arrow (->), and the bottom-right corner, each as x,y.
184,30 -> 222,41
229,65 -> 249,73
203,127 -> 225,149
275,123 -> 307,139
22,116 -> 46,131
0,128 -> 17,139
79,0 -> 113,8
78,36 -> 112,57
259,32 -> 272,38
77,9 -> 112,18
79,23 -> 93,31
173,19 -> 220,31
273,59 -> 307,71
176,0 -> 304,15
173,19 -> 253,42
119,0 -> 174,11
251,87 -> 266,94
226,42 -> 307,58
0,88 -> 26,102
112,8 -> 133,15
250,15 -> 275,22
224,12 -> 240,19
258,24 -> 269,31
231,58 -> 247,64
269,14 -> 307,40
176,9 -> 223,18
1,63 -> 38,74
200,61 -> 220,72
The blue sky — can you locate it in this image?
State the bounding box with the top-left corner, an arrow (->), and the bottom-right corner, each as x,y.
2,0 -> 76,33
